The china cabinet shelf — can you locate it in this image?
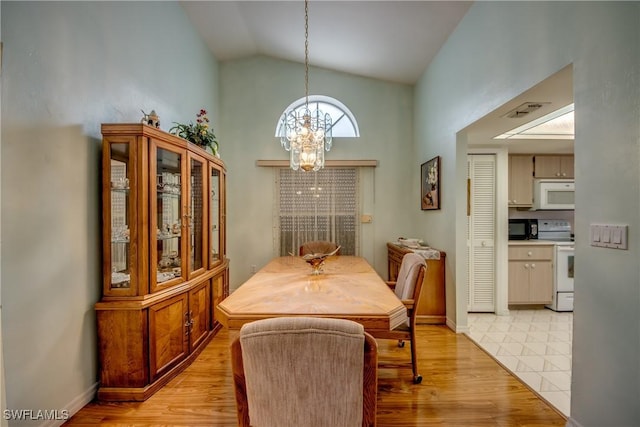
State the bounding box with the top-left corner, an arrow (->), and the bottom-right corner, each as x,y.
157,234 -> 181,241
157,191 -> 180,198
96,123 -> 228,402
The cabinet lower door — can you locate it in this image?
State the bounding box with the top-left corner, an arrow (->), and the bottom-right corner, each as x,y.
508,262 -> 531,304
149,294 -> 189,381
189,280 -> 211,352
528,262 -> 553,303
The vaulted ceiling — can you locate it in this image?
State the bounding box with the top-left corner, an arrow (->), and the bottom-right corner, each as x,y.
181,1 -> 574,153
180,1 -> 473,85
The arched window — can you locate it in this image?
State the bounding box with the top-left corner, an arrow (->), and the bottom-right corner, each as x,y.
275,95 -> 360,138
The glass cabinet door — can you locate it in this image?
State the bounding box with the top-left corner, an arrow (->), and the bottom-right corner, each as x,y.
152,144 -> 185,291
109,143 -> 132,292
188,153 -> 207,278
210,166 -> 221,267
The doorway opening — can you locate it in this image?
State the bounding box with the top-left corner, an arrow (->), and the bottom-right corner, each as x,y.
458,64 -> 575,417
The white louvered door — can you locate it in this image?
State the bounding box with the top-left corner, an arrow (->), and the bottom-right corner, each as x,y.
467,155 -> 496,312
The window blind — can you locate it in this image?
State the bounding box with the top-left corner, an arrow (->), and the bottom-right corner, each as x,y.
276,168 -> 359,256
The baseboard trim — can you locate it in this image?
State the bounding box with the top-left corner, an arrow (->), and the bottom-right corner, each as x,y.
416,314 -> 446,325
446,317 -> 467,333
565,417 -> 582,427
496,307 -> 510,316
40,382 -> 98,427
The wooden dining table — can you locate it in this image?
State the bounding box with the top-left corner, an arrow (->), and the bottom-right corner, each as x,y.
216,256 -> 407,333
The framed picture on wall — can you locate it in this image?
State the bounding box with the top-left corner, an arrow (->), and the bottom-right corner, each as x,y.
421,156 -> 440,210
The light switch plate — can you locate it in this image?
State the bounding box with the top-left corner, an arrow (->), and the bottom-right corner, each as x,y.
591,224 -> 628,249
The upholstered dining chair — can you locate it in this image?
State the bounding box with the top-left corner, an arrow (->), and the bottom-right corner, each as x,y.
370,252 -> 427,384
231,316 -> 378,427
299,240 -> 341,256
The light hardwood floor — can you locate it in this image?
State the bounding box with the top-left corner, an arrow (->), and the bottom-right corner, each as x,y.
65,325 -> 566,426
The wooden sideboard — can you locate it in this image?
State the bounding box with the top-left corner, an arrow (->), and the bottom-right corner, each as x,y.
387,242 -> 446,324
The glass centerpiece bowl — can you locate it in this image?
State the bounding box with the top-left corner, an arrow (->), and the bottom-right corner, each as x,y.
301,246 -> 341,275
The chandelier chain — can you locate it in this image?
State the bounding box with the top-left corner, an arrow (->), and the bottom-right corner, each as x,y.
278,0 -> 332,172
304,0 -> 309,107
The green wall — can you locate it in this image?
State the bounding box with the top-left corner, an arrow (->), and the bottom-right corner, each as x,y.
1,1 -> 219,421
0,2 -> 414,419
219,56 -> 414,288
2,1 -> 639,425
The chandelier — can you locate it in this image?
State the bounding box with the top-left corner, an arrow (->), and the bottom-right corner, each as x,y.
280,0 -> 332,172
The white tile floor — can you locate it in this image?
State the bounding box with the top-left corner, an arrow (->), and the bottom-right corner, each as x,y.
467,308 -> 573,417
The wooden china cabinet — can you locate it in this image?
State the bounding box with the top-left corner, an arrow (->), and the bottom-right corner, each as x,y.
95,123 -> 229,401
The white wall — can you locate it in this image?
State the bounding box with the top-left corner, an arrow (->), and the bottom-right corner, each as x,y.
219,56 -> 414,289
414,2 -> 640,425
1,2 -> 219,422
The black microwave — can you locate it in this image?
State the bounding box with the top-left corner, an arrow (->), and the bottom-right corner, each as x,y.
508,219 -> 538,240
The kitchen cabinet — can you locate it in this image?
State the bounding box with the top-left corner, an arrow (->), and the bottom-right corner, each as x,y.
508,244 -> 554,305
387,243 -> 446,324
96,123 -> 229,401
508,155 -> 534,207
534,155 -> 574,178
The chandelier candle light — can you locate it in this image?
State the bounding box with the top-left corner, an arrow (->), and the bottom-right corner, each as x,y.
280,0 -> 332,172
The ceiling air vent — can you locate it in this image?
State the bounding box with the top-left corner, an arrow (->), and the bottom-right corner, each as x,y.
502,102 -> 549,119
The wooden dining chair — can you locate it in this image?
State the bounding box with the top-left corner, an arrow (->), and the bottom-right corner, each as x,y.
371,253 -> 426,384
299,240 -> 341,256
231,316 -> 378,427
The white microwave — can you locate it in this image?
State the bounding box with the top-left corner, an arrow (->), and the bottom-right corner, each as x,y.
532,179 -> 575,210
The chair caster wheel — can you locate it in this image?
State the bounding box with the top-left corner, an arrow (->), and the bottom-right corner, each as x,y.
397,340 -> 405,348
413,375 -> 422,384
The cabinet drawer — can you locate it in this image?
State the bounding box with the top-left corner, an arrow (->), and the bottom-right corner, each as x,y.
509,246 -> 554,260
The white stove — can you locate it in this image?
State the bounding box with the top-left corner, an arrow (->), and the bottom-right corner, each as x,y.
538,220 -> 574,311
